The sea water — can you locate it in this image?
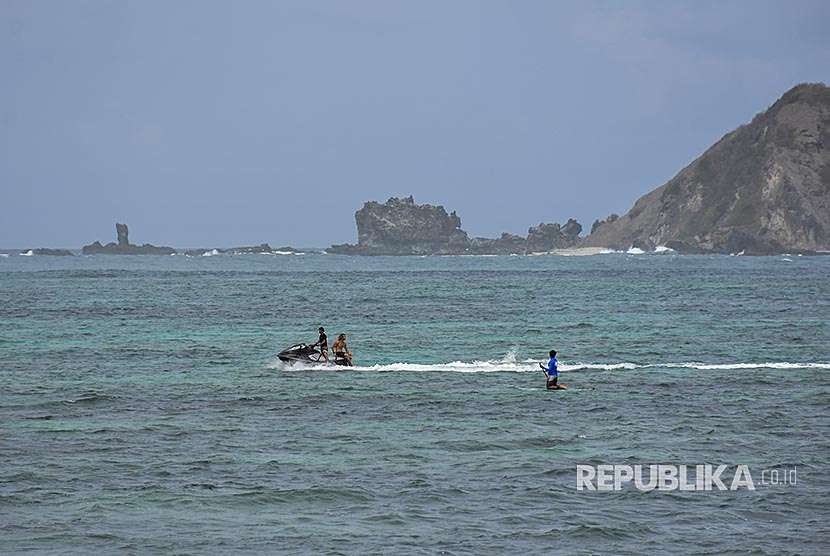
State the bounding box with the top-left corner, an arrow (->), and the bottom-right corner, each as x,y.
1,252 -> 828,554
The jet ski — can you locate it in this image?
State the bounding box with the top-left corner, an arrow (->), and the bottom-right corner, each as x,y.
277,343 -> 352,366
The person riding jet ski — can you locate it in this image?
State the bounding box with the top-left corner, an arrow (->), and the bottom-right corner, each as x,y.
332,333 -> 353,366
277,327 -> 353,367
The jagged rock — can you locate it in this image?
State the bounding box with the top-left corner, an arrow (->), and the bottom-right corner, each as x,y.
82,223 -> 176,255
329,196 -> 470,255
561,218 -> 583,240
584,83 -> 830,254
526,219 -> 582,252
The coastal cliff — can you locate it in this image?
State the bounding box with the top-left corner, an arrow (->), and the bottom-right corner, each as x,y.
585,83 -> 830,254
328,196 -> 582,255
82,223 -> 176,255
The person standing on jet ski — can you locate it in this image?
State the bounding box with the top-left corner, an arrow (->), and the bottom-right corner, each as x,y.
310,327 -> 328,362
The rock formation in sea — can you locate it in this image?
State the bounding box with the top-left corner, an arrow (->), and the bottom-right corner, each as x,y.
585,83 -> 830,254
227,243 -> 277,254
328,196 -> 583,255
82,223 -> 176,255
116,223 -> 129,247
526,219 -> 583,253
25,248 -> 74,256
182,243 -> 296,256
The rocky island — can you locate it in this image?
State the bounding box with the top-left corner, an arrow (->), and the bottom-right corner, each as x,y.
82,223 -> 176,255
328,196 -> 583,255
585,83 -> 830,254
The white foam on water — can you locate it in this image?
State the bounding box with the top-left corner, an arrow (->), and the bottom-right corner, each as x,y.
626,247 -> 645,254
668,362 -> 829,370
202,249 -> 220,257
561,362 -> 641,371
654,245 -> 674,253
20,250 -> 34,256
267,356 -> 830,373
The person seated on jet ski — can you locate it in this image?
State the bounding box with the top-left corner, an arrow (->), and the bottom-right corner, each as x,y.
332,333 -> 352,365
540,350 -> 559,389
310,327 -> 328,362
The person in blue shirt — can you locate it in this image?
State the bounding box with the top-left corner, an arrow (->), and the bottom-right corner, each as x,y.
539,350 -> 564,390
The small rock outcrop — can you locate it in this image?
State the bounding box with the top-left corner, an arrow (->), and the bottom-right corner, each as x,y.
183,243 -> 289,256
82,223 -> 175,255
328,196 -> 583,255
227,243 -> 274,254
27,248 -> 74,256
585,83 -> 830,254
468,233 -> 528,255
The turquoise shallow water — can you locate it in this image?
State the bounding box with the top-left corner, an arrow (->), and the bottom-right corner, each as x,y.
1,253 -> 829,554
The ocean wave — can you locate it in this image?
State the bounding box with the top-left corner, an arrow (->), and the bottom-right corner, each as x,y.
20,250 -> 34,256
597,246 -> 676,255
268,356 -> 830,373
202,249 -> 220,257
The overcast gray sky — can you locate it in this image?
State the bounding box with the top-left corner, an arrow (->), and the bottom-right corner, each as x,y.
2,0 -> 828,248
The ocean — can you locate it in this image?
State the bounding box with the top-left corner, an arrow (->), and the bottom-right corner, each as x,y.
1,252 -> 828,554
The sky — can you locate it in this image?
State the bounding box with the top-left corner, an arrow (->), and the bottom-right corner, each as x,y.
1,0 -> 829,248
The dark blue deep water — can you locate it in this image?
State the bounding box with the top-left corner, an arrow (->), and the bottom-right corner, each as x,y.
1,252 -> 828,554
